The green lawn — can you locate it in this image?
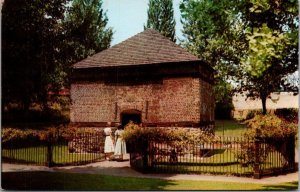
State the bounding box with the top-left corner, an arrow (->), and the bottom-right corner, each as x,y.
215,120 -> 248,136
154,149 -> 237,164
1,171 -> 298,190
152,149 -> 256,176
2,145 -> 104,165
152,164 -> 253,176
151,147 -> 288,176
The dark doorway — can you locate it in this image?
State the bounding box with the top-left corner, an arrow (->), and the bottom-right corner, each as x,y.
121,110 -> 141,127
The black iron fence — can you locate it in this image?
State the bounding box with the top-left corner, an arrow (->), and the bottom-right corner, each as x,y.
130,136 -> 296,178
2,132 -> 105,167
3,130 -> 296,179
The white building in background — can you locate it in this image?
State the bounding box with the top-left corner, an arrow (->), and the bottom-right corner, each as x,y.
232,92 -> 298,119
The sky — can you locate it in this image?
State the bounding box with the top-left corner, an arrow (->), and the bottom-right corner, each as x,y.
102,0 -> 298,82
102,0 -> 184,45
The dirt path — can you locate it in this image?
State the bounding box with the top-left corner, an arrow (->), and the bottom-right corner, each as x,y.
2,153 -> 298,185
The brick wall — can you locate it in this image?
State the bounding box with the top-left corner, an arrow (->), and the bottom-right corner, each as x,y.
70,77 -> 214,125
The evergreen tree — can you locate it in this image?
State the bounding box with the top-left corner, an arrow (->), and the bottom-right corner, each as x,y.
145,0 -> 176,42
63,0 -> 113,64
2,0 -> 69,111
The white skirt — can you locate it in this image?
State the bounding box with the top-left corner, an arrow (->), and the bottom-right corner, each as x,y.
104,136 -> 114,153
114,138 -> 126,155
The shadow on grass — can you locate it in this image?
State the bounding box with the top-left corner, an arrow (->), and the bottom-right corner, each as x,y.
262,181 -> 298,191
2,171 -> 298,190
1,171 -> 177,190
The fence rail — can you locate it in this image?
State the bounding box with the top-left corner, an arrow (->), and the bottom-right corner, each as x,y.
130,136 -> 296,178
2,132 -> 105,167
2,131 -> 296,179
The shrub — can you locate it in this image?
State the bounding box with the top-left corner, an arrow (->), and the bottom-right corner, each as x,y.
274,108 -> 298,123
234,114 -> 297,168
1,125 -> 98,144
236,142 -> 269,168
244,114 -> 297,139
1,128 -> 40,143
123,122 -> 217,151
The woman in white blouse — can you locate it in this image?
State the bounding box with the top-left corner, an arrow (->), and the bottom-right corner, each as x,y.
103,122 -> 114,160
114,125 -> 127,160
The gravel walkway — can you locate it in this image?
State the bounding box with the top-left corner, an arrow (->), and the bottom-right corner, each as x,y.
2,153 -> 298,185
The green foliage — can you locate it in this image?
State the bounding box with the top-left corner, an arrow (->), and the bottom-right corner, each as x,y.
244,114 -> 297,139
2,104 -> 69,124
235,141 -> 270,168
2,125 -> 63,143
63,0 -> 113,64
2,0 -> 113,114
2,0 -> 70,111
180,0 -> 244,72
274,108 -> 298,123
235,0 -> 299,114
241,24 -> 291,77
1,125 -> 100,143
234,114 -> 297,167
123,122 -> 216,150
145,0 -> 176,42
180,0 -> 299,115
2,128 -> 39,143
180,0 -> 243,117
234,114 -> 297,168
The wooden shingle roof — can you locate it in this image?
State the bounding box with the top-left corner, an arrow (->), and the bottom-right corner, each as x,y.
73,29 -> 200,69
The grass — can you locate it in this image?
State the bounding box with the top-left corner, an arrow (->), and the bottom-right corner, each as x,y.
152,164 -> 253,176
151,147 -> 290,176
1,171 -> 298,190
154,149 -> 237,164
151,149 -> 252,176
2,144 -> 104,165
215,119 -> 248,136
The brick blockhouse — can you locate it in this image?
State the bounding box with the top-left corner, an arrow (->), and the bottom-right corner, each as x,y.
70,29 -> 215,130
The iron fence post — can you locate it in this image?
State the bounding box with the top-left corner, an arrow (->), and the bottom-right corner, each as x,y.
253,139 -> 261,179
142,140 -> 149,173
47,139 -> 54,167
289,135 -> 296,170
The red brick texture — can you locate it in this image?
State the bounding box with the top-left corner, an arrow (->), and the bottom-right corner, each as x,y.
71,29 -> 215,128
70,77 -> 214,126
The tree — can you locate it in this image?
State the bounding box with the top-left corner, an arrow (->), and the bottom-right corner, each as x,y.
180,0 -> 298,115
63,0 -> 113,66
180,0 -> 244,118
145,0 -> 176,42
238,0 -> 298,114
2,0 -> 69,112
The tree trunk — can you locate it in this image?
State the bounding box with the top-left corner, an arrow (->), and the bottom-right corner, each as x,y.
261,96 -> 267,115
22,97 -> 31,121
22,96 -> 30,111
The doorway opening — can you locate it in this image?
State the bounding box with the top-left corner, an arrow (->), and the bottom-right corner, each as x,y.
121,109 -> 141,127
